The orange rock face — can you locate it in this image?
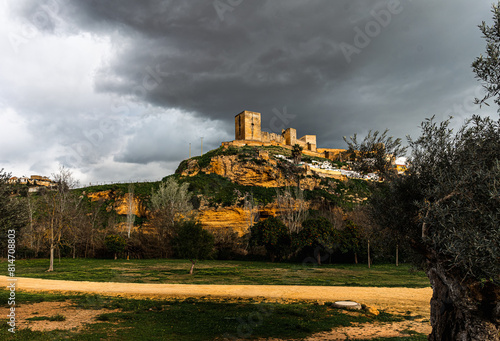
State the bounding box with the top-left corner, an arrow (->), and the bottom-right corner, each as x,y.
87,191 -> 147,218
203,154 -> 321,190
198,207 -> 250,236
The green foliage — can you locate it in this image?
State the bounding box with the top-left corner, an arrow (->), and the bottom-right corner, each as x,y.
177,173 -> 277,206
373,116 -> 500,284
187,145 -> 242,170
26,314 -> 66,321
250,217 -> 291,261
472,1 -> 500,111
179,173 -> 239,207
172,220 -> 214,261
104,234 -> 127,257
0,169 -> 28,255
292,144 -> 304,164
74,181 -> 161,201
343,129 -> 407,179
296,217 -> 340,251
150,177 -> 192,215
304,179 -> 371,210
341,220 -> 361,254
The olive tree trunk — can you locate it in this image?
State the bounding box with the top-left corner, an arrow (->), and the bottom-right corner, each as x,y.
427,263 -> 499,341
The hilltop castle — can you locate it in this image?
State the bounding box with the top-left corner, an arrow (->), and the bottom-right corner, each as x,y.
223,110 -> 345,161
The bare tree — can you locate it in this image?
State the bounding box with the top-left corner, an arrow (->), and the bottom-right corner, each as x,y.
83,198 -> 106,258
275,186 -> 308,234
126,184 -> 136,239
234,189 -> 260,237
44,166 -> 79,272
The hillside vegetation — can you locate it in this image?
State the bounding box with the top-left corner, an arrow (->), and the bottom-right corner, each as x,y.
8,145 -> 405,267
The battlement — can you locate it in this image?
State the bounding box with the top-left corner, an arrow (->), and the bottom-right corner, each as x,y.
228,110 -> 345,160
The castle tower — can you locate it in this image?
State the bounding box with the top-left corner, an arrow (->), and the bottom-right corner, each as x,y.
284,128 -> 297,145
235,110 -> 262,141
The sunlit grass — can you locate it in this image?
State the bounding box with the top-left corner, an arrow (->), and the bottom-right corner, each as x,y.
1,258 -> 430,288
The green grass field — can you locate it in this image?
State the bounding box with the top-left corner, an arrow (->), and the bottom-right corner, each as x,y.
0,290 -> 428,341
3,258 -> 430,288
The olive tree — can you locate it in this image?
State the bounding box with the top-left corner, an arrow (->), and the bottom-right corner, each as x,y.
472,1 -> 500,110
371,116 -> 499,340
343,129 -> 407,180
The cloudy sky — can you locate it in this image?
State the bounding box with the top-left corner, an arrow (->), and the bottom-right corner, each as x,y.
0,0 -> 497,185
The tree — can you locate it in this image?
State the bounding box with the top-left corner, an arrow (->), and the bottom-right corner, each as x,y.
343,129 -> 407,180
126,184 -> 136,239
250,217 -> 291,262
342,220 -> 361,264
105,234 -> 127,260
291,144 -> 303,165
171,220 -> 214,274
43,166 -> 79,272
275,186 -> 308,234
150,177 -> 193,257
296,217 -> 340,265
472,1 -> 500,111
371,116 -> 499,340
0,169 -> 27,257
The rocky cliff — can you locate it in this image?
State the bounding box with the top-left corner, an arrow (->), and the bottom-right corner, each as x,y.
83,145 -> 364,236
178,147 -> 335,190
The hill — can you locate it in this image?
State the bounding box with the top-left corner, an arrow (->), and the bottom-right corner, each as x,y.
76,145 -> 372,237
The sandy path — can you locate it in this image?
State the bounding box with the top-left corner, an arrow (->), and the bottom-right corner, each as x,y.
1,276 -> 432,316
2,276 -> 433,339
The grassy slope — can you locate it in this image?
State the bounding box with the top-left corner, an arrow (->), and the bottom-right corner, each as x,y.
3,258 -> 429,288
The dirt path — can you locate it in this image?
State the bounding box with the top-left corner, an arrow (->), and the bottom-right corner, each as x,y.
1,276 -> 433,339
1,276 -> 431,315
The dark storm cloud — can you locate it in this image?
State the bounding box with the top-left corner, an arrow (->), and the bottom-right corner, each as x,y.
16,0 -> 497,159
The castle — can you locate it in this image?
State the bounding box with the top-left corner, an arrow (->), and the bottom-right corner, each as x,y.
223,110 -> 346,161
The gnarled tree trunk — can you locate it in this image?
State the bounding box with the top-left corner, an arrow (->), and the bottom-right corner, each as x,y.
427,263 -> 499,341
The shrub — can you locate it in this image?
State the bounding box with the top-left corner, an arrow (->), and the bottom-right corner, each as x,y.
250,217 -> 291,261
104,234 -> 127,260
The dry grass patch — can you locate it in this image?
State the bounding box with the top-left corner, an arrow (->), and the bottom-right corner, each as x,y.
0,301 -> 120,332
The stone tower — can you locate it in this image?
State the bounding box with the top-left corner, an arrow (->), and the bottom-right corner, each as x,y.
284,128 -> 297,145
235,110 -> 262,141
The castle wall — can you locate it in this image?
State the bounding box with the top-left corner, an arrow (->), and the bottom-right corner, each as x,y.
261,131 -> 284,143
298,135 -> 317,152
317,148 -> 346,160
299,135 -> 316,145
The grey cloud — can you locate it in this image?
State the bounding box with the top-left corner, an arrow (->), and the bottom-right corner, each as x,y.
9,0 -> 499,182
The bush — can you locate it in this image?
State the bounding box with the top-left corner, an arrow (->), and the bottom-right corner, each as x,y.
295,217 -> 341,265
104,234 -> 127,260
172,220 -> 215,260
212,230 -> 248,260
250,217 -> 291,261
